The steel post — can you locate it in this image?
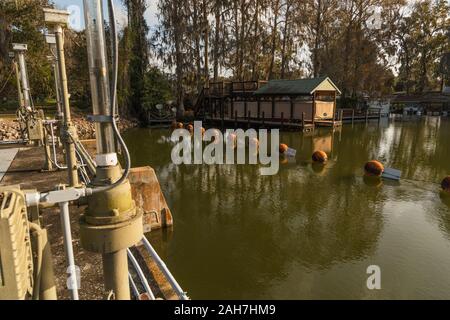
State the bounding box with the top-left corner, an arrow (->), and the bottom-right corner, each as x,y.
102,250 -> 130,300
16,50 -> 31,109
54,26 -> 79,187
78,1 -> 143,300
59,201 -> 79,300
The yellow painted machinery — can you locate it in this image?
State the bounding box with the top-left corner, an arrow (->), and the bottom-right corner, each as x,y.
0,187 -> 57,300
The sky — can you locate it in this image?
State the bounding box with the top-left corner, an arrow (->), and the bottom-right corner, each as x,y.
53,0 -> 158,31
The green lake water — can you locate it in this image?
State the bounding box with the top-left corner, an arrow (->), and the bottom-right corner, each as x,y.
124,116 -> 450,299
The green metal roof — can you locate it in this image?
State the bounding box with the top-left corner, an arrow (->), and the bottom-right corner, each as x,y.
254,76 -> 341,96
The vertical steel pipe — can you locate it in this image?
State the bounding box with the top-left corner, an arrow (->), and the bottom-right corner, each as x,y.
16,50 -> 31,109
54,26 -> 79,187
59,201 -> 79,300
83,0 -> 115,154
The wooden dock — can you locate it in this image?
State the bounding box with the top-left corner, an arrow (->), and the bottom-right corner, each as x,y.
204,111 -> 315,132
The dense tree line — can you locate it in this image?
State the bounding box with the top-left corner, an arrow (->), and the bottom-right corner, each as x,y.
155,0 -> 449,109
0,0 -> 448,120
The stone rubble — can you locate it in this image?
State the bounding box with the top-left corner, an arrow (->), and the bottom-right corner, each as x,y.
0,114 -> 139,142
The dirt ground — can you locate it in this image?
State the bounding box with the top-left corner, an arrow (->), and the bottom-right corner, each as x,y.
0,143 -> 177,300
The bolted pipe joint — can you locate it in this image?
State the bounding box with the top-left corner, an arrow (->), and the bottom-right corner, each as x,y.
79,165 -> 143,254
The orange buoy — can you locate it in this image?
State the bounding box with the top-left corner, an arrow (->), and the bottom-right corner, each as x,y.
312,150 -> 328,163
177,122 -> 184,129
201,127 -> 205,137
364,160 -> 384,177
441,176 -> 450,193
279,143 -> 289,154
186,124 -> 194,133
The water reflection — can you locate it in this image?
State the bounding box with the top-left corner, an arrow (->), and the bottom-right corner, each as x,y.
124,118 -> 450,299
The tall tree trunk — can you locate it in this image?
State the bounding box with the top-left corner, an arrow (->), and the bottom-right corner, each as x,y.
280,1 -> 291,79
213,1 -> 221,81
251,0 -> 260,80
313,0 -> 322,77
173,3 -> 185,116
203,0 -> 209,87
267,0 -> 280,80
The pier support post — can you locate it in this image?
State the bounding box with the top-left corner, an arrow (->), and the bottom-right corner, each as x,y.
302,112 -> 306,131
257,98 -> 261,120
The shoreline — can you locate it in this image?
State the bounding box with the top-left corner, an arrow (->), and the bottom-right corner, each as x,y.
0,112 -> 140,142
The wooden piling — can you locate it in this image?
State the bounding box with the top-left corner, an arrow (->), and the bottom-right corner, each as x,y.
221,103 -> 224,130
302,112 -> 305,130
290,98 -> 294,122
231,98 -> 234,118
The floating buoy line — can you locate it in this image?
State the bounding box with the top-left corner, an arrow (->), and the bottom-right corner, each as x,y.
170,124 -> 450,196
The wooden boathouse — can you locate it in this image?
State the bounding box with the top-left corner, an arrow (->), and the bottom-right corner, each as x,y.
195,76 -> 342,131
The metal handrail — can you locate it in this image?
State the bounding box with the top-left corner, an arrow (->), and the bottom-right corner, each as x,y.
141,236 -> 189,300
126,248 -> 156,300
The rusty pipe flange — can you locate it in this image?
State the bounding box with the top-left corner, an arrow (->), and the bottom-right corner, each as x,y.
79,211 -> 143,254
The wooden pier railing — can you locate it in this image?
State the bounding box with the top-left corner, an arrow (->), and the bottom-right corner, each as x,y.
336,108 -> 383,123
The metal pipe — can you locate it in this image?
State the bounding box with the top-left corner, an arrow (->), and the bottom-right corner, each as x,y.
13,60 -> 24,108
141,237 -> 188,300
128,273 -> 140,299
83,0 -> 115,154
16,50 -> 31,110
43,126 -> 53,171
79,1 -> 142,302
102,250 -> 130,300
54,25 -> 79,187
50,44 -> 63,118
59,201 -> 79,300
49,122 -> 67,169
126,249 -> 156,300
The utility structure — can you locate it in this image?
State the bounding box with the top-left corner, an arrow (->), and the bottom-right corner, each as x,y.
12,44 -> 32,113
45,33 -> 63,120
12,44 -> 53,170
78,0 -> 143,299
9,51 -> 25,111
1,3 -> 184,302
43,9 -> 79,186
